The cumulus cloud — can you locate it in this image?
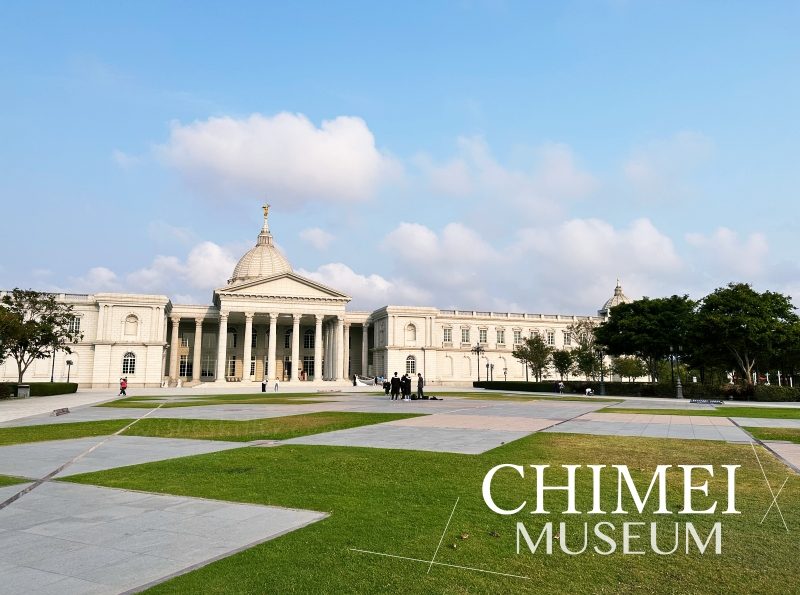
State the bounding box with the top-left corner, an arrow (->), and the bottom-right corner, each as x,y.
111,149 -> 141,169
299,227 -> 335,250
157,112 -> 401,205
297,263 -> 432,311
69,267 -> 122,292
623,131 -> 713,201
685,227 -> 769,279
416,137 -> 596,216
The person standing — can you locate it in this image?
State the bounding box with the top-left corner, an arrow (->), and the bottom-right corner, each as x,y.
390,372 -> 401,400
274,380 -> 280,392
417,373 -> 425,399
262,376 -> 267,393
118,377 -> 127,397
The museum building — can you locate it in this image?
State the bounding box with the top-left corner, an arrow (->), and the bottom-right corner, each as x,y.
0,208 -> 630,387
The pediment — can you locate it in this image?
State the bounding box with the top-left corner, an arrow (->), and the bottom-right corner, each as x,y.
216,273 -> 350,301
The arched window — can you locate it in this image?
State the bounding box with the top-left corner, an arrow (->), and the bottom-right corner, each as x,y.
284,328 -> 292,349
406,324 -> 416,343
122,352 -> 136,375
444,355 -> 453,377
124,315 -> 138,336
304,329 -> 315,349
406,355 -> 416,375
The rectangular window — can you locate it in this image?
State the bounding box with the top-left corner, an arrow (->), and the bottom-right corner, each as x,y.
252,329 -> 257,349
227,355 -> 236,377
250,357 -> 256,376
284,330 -> 291,349
304,331 -> 315,349
68,316 -> 81,334
461,328 -> 470,344
513,330 -> 522,345
201,355 -> 215,378
203,334 -> 216,348
479,329 -> 487,344
303,355 -> 315,378
180,336 -> 190,348
443,327 -> 452,344
564,332 -> 572,346
179,354 -> 192,377
497,329 -> 505,345
546,330 -> 555,346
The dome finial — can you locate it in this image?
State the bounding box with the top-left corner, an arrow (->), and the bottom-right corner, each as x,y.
262,204 -> 270,233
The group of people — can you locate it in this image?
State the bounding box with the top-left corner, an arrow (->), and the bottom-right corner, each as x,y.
383,371 -> 424,401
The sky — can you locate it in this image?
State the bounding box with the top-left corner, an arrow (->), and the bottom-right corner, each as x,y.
1,1 -> 799,315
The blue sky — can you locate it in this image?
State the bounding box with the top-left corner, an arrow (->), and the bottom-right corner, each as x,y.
1,1 -> 799,313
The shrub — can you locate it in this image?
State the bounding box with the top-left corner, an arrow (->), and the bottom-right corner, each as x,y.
0,382 -> 78,398
753,385 -> 800,402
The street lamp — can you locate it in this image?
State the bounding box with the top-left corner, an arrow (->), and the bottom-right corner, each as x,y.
503,367 -> 507,381
66,360 -> 73,383
490,363 -> 494,381
596,348 -> 606,396
471,343 -> 485,382
485,360 -> 489,383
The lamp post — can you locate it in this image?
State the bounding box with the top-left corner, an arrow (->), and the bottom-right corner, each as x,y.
674,345 -> 683,399
669,346 -> 675,388
50,344 -> 57,382
471,343 -> 485,382
66,360 -> 73,383
490,363 -> 494,381
485,360 -> 489,383
503,367 -> 507,381
597,348 -> 606,396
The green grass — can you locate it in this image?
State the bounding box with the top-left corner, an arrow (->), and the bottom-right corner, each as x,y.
450,391 -> 620,403
125,412 -> 423,442
0,413 -> 421,445
605,406 -> 800,419
97,393 -> 329,408
0,419 -> 133,445
64,433 -> 799,594
0,474 -> 28,487
745,427 -> 800,443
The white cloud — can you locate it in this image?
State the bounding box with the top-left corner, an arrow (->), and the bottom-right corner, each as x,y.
299,227 -> 335,251
111,149 -> 141,169
297,263 -> 432,310
69,267 -> 121,292
157,112 -> 401,205
685,227 -> 769,279
147,220 -> 195,245
623,131 -> 713,201
417,137 -> 596,216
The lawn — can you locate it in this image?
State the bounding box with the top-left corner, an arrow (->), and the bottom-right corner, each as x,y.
0,413 -> 422,445
97,393 -> 329,408
745,427 -> 800,444
0,474 -> 28,488
64,433 -> 799,594
451,392 -> 620,403
605,406 -> 800,419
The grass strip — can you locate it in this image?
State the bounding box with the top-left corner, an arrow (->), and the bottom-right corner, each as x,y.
63,433 -> 799,594
124,412 -> 423,442
97,393 -> 327,408
606,406 -> 800,419
0,419 -> 133,446
0,474 -> 29,487
745,427 -> 800,443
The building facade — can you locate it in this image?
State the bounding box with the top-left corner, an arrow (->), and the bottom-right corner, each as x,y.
0,208 -> 630,387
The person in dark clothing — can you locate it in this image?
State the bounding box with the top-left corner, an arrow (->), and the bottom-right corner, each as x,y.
390,372 -> 401,400
401,374 -> 410,401
383,379 -> 391,395
417,373 -> 425,399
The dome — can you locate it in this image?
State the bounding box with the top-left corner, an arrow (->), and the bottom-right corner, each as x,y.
598,279 -> 631,317
228,205 -> 292,285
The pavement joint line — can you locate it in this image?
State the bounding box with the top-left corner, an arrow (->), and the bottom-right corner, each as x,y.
0,402 -> 166,511
729,417 -> 800,474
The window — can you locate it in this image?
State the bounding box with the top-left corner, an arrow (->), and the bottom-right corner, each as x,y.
479,329 -> 487,344
546,330 -> 555,346
227,329 -> 237,349
443,327 -> 452,344
250,357 -> 256,377
180,336 -> 190,348
497,329 -> 505,345
564,332 -> 572,346
284,328 -> 292,349
461,327 -> 470,344
227,355 -> 236,377
303,355 -> 315,378
406,355 -> 416,374
406,324 -> 416,342
179,354 -> 192,377
201,355 -> 215,378
252,329 -> 257,349
122,352 -> 136,375
68,316 -> 81,334
304,329 -> 315,349
513,330 -> 522,345
124,315 -> 138,336
203,333 -> 216,348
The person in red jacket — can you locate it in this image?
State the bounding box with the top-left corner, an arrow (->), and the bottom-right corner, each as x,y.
118,377 -> 128,396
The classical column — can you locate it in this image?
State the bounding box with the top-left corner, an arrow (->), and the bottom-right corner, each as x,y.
268,312 -> 278,380
361,323 -> 369,376
324,324 -> 331,380
242,312 -> 254,382
314,314 -> 323,382
169,315 -> 181,384
192,317 -> 203,382
343,322 -> 351,379
291,313 -> 301,381
335,316 -> 345,380
216,311 -> 228,382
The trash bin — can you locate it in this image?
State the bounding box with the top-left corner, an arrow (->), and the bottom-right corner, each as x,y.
16,384 -> 31,399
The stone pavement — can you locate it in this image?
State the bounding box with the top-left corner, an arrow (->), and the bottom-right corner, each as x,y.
0,482 -> 325,594
0,392 -> 118,423
732,417 -> 800,429
761,441 -> 800,472
0,436 -> 245,479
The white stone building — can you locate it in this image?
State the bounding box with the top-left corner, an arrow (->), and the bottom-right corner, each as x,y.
0,209 -> 629,387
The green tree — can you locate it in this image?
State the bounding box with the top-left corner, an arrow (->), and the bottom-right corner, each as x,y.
512,334 -> 553,381
692,283 -> 798,385
572,346 -> 599,380
595,295 -> 696,381
611,356 -> 648,382
551,349 -> 573,381
0,289 -> 83,383
566,320 -> 599,380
